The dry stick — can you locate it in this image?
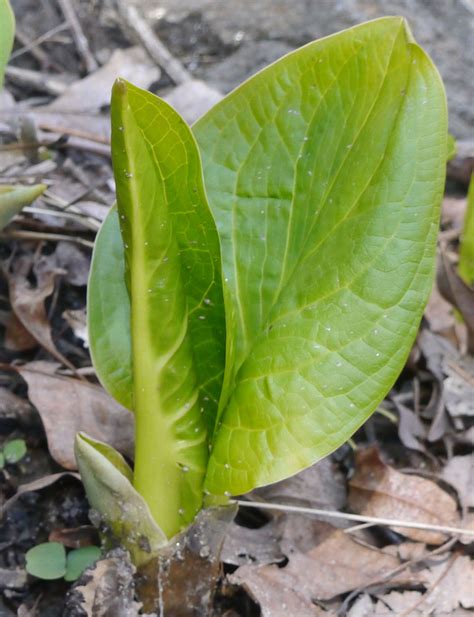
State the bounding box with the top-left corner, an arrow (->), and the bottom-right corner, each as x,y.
57,0 -> 98,73
0,230 -> 94,248
114,1 -> 191,85
22,207 -> 101,231
4,66 -> 68,96
38,123 -> 110,145
398,553 -> 458,617
234,500 -> 474,538
10,23 -> 70,61
338,537 -> 458,616
14,28 -> 51,67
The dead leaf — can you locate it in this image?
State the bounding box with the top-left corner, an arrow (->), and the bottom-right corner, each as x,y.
49,526 -> 99,549
1,472 -> 80,517
4,311 -> 38,351
443,356 -> 474,418
63,307 -> 88,347
231,522 -> 422,609
16,362 -> 134,469
55,241 -> 90,286
437,248 -> 474,353
252,457 -> 346,511
164,80 -> 223,124
47,48 -> 160,113
6,255 -> 77,373
423,555 -> 474,612
441,455 -> 474,508
229,565 -> 327,617
0,388 -> 37,426
373,591 -> 426,616
222,519 -> 284,567
392,400 -> 427,453
441,196 -> 467,230
348,448 -> 459,544
67,548 -> 142,617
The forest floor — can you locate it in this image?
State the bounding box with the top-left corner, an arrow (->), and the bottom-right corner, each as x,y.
0,1 -> 473,615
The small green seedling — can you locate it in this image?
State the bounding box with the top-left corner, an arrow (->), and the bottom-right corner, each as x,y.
77,17 -> 447,564
25,542 -> 101,582
0,438 -> 27,468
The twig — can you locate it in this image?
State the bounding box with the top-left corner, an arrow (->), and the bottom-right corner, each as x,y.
22,207 -> 101,231
14,28 -> 51,67
5,66 -> 68,96
398,553 -> 458,617
10,23 -> 70,61
38,122 -> 110,145
0,230 -> 94,248
338,537 -> 457,616
57,0 -> 98,73
234,500 -> 474,537
114,1 -> 191,84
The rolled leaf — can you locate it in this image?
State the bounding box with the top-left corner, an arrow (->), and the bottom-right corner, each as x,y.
194,17 -> 447,495
89,80 -> 226,536
75,433 -> 167,564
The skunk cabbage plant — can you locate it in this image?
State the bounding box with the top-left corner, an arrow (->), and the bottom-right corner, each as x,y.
76,17 -> 447,558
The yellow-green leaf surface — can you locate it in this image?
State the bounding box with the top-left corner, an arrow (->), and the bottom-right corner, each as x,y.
0,0 -> 14,88
193,17 -> 447,495
0,184 -> 46,229
90,80 -> 226,537
459,175 -> 474,285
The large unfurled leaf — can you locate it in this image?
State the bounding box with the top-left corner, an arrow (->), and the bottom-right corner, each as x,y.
88,80 -> 226,536
0,0 -> 14,88
193,17 -> 447,495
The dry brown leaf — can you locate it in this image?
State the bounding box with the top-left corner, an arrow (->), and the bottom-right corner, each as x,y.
62,308 -> 88,347
441,454 -> 474,509
46,47 -> 160,113
4,311 -> 37,351
1,472 -> 80,516
222,519 -> 284,567
6,256 -> 76,372
17,362 -> 134,469
55,241 -> 90,286
437,249 -> 474,354
252,457 -> 346,511
423,555 -> 474,612
229,565 -> 329,617
231,521 -> 423,611
348,448 -> 459,544
373,591 -> 427,616
0,388 -> 37,426
49,526 -> 99,549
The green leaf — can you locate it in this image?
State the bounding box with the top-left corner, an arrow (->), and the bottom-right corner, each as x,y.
75,433 -> 167,564
3,438 -> 27,464
0,452 -> 5,469
0,184 -> 47,230
446,133 -> 457,162
459,174 -> 474,286
193,17 -> 447,495
64,546 -> 101,581
89,79 -> 226,536
88,205 -> 133,410
25,542 -> 66,580
0,0 -> 14,89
